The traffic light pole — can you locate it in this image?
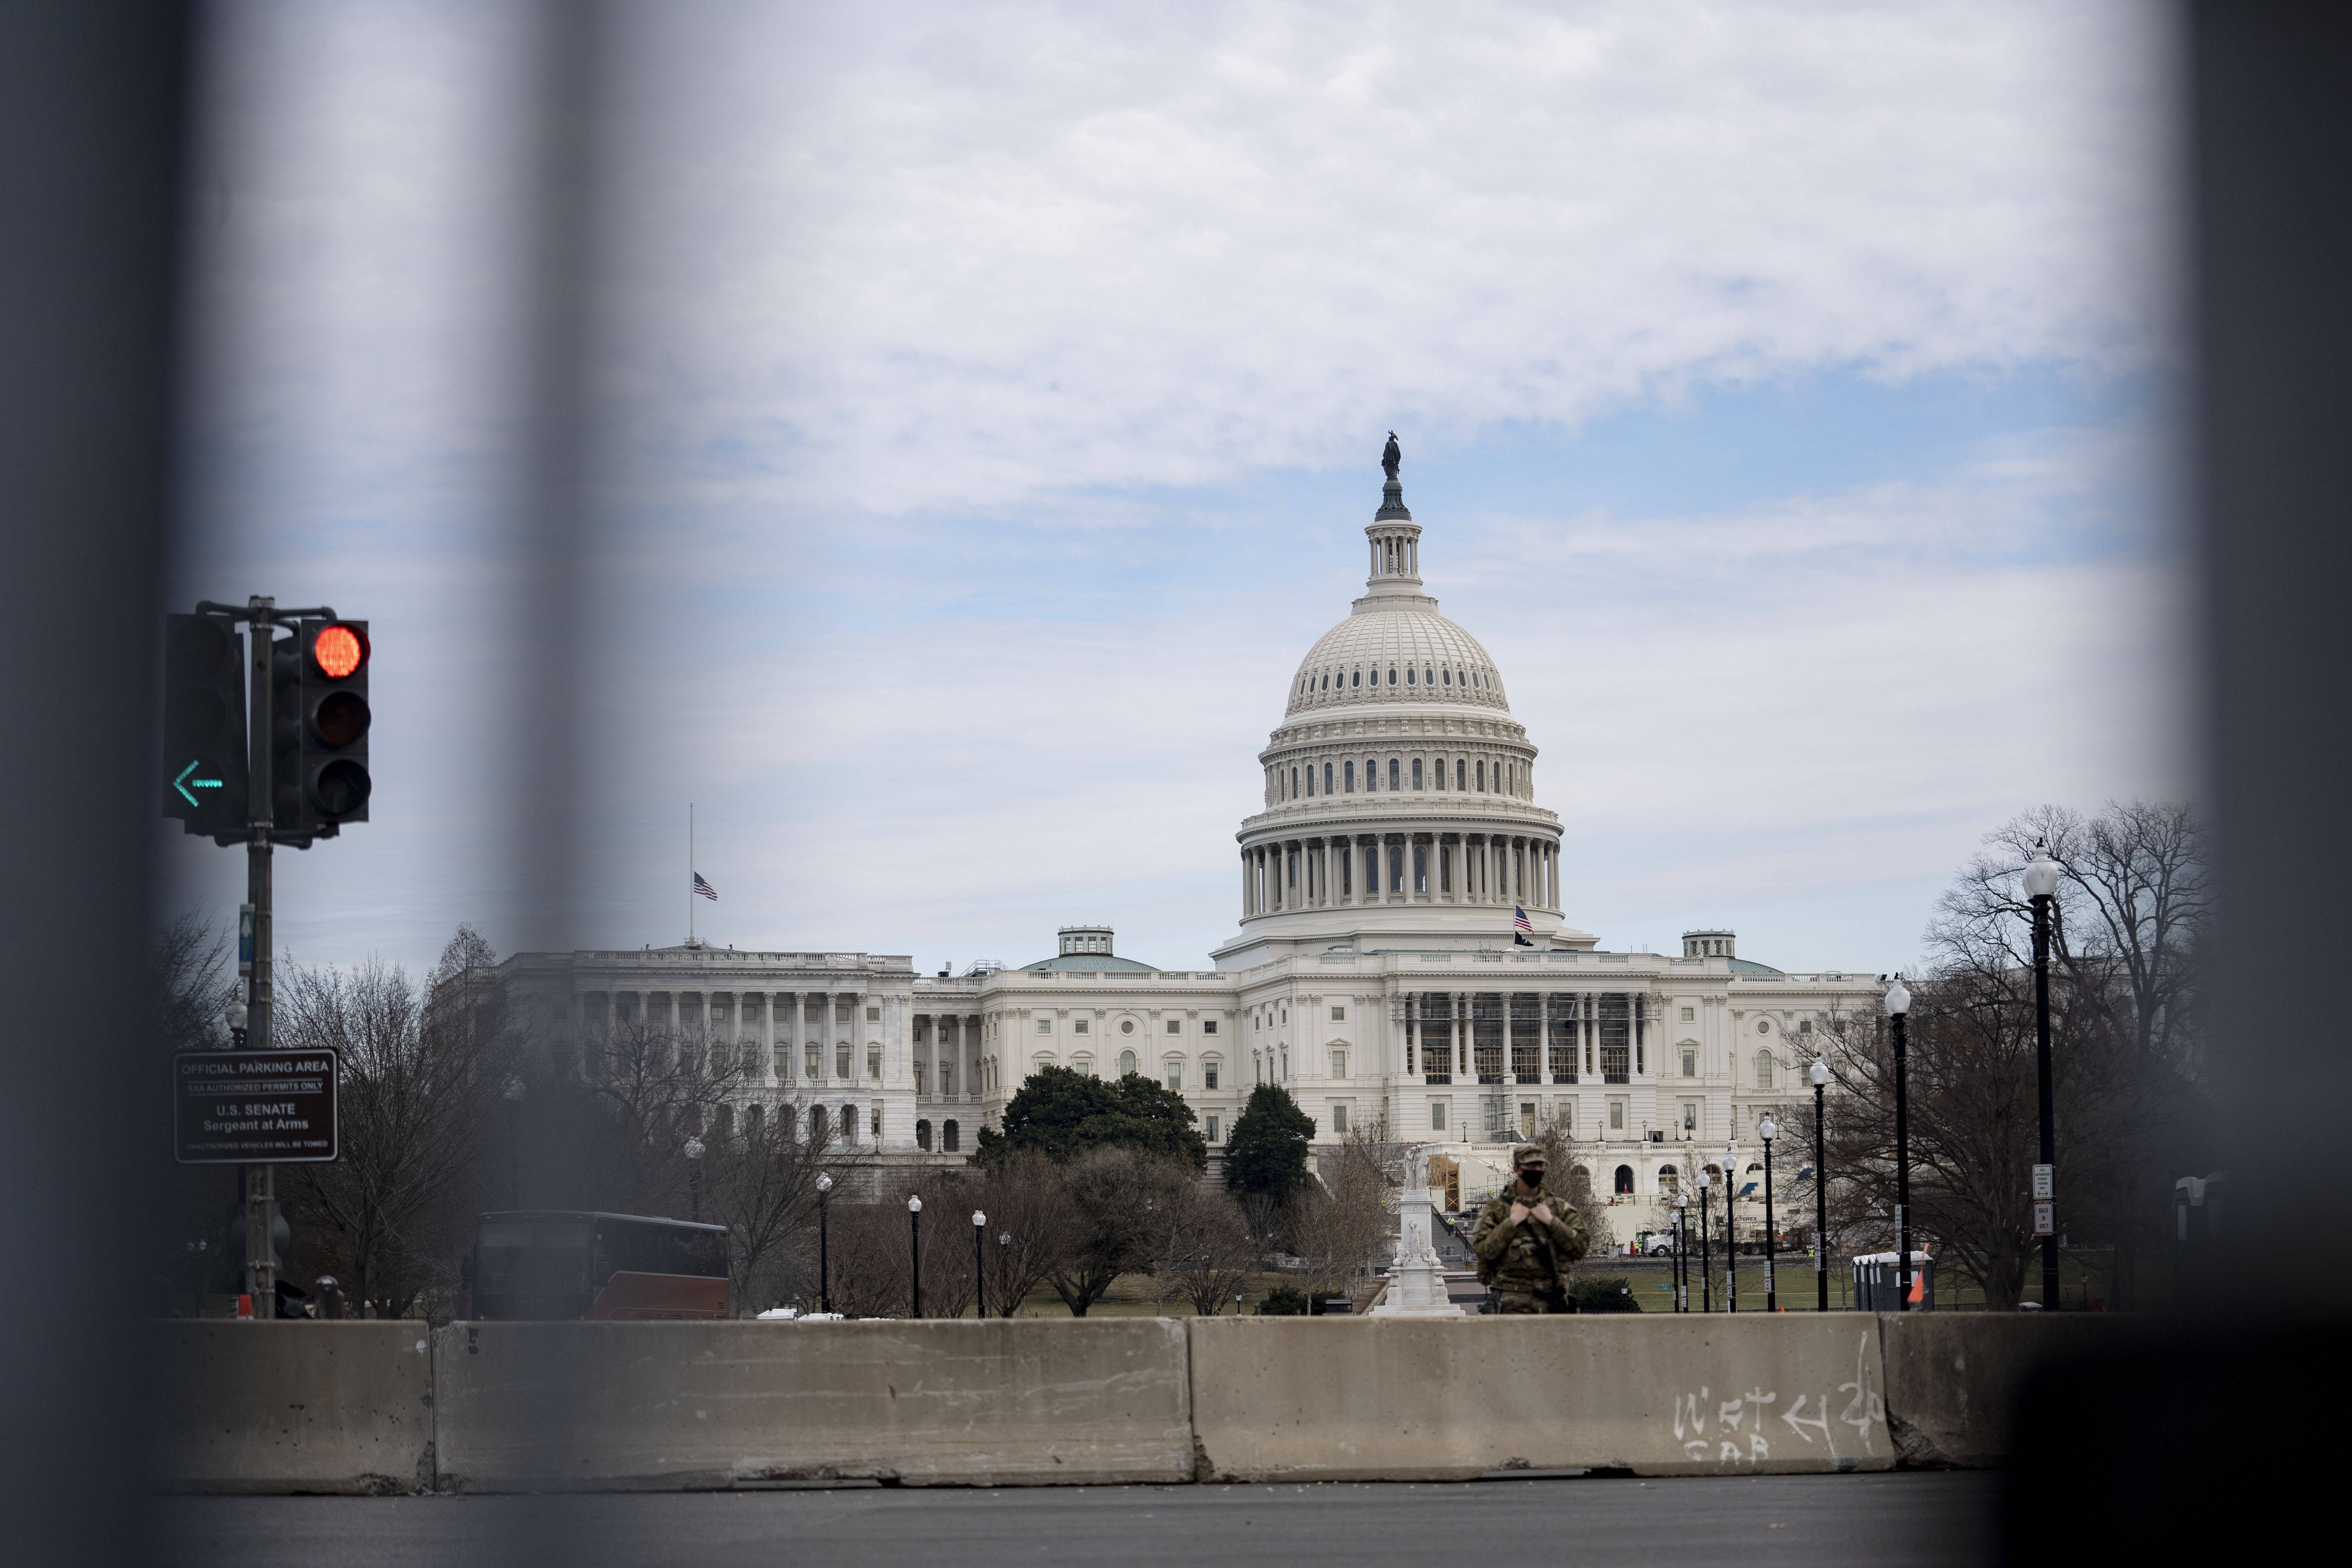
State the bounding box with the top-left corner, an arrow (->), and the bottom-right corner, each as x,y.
188,594 -> 348,1320
244,597 -> 276,1316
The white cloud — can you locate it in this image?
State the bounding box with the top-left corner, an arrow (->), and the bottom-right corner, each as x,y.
166,0 -> 2186,980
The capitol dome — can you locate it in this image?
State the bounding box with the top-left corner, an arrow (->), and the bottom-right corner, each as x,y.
1218,445 -> 1572,964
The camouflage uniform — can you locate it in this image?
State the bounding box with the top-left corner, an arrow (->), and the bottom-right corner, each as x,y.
1469,1148 -> 1588,1314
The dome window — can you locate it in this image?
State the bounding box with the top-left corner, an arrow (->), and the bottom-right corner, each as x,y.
1351,670 -> 1360,687
1344,760 -> 1356,793
1388,667 -> 1397,684
1321,673 -> 1329,690
1411,758 -> 1424,789
1388,758 -> 1400,789
1441,669 -> 1450,685
1406,667 -> 1414,684
1425,667 -> 1434,685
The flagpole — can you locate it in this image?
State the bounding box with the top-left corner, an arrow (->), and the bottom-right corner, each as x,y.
688,802 -> 694,946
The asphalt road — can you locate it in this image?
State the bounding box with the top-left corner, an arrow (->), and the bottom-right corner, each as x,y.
154,1471 -> 2000,1568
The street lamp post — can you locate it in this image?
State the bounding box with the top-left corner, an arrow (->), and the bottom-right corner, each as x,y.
1887,976 -> 1914,1312
2024,840 -> 2063,1312
503,1076 -> 526,1209
998,1231 -> 1011,1318
1699,1169 -> 1713,1312
684,1136 -> 704,1223
224,1000 -> 248,1048
1759,1114 -> 1779,1313
816,1172 -> 833,1314
1811,1056 -> 1830,1311
1725,1143 -> 1740,1313
907,1194 -> 924,1318
1674,1189 -> 1690,1311
972,1209 -> 987,1318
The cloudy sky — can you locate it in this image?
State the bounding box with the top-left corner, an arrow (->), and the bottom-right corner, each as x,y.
163,0 -> 2188,982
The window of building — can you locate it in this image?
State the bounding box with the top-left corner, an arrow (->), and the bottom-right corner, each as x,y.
1330,1006 -> 1345,1022
1166,1018 -> 1181,1034
1292,766 -> 1300,797
1280,1007 -> 1287,1024
1680,1006 -> 1695,1021
1614,1164 -> 1634,1195
1330,1049 -> 1347,1078
774,1044 -> 791,1078
1388,758 -> 1400,789
943,1119 -> 960,1153
836,1044 -> 851,1078
1203,1061 -> 1219,1089
1681,1047 -> 1696,1077
1332,1103 -> 1349,1134
1406,666 -> 1414,684
806,1043 -> 821,1077
916,1119 -> 932,1151
1305,766 -> 1313,797
1800,1018 -> 1813,1034
1206,1114 -> 1221,1141
1425,667 -> 1434,685
1074,1019 -> 1089,1034
1412,757 -> 1424,789
1388,667 -> 1397,684
1609,1101 -> 1625,1130
1345,760 -> 1356,792
1071,1054 -> 1093,1077
810,1105 -> 828,1142
1683,1102 -> 1697,1131
1477,759 -> 1486,791
1659,1165 -> 1680,1195
1413,844 -> 1427,892
866,1006 -> 880,1022
1757,1018 -> 1772,1034
1390,843 -> 1405,892
1483,1100 -> 1500,1133
1203,1020 -> 1217,1035
1366,756 -> 1377,789
868,1049 -> 880,1080
841,1103 -> 859,1144
1323,762 -> 1333,794
1351,669 -> 1360,687
1164,1061 -> 1181,1092
1454,759 -> 1465,789
1431,1100 -> 1449,1132
1119,1049 -> 1137,1076
1036,1018 -> 1051,1034
1755,1050 -> 1774,1088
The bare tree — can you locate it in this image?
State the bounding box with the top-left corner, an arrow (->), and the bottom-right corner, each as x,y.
1154,1183 -> 1258,1317
1287,1125 -> 1398,1302
975,1151 -> 1075,1316
1533,1109 -> 1616,1259
700,1099 -> 837,1315
278,928 -> 509,1317
1046,1146 -> 1192,1315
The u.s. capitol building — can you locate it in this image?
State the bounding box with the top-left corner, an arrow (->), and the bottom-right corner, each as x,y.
500,458 -> 1882,1241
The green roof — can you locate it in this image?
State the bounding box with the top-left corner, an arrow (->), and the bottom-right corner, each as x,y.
1728,957 -> 1785,976
1023,953 -> 1160,972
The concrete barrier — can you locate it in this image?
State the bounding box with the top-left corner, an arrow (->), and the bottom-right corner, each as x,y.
1878,1312 -> 2154,1467
152,1322 -> 435,1494
430,1319 -> 1194,1491
1187,1315 -> 1896,1480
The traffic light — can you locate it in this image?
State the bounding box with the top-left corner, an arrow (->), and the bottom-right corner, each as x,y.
272,618 -> 370,839
161,613 -> 249,843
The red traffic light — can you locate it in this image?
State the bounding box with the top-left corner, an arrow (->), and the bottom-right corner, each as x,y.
310,623 -> 368,680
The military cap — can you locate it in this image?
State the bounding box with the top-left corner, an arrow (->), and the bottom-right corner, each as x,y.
1511,1143 -> 1546,1165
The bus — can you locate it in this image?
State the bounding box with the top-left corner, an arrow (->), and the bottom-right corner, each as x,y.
466,1210 -> 730,1320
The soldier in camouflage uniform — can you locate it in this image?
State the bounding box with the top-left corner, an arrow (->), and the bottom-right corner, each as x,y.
1469,1144 -> 1588,1313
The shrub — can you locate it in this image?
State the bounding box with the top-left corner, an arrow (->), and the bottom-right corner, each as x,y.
1255,1283 -> 1312,1316
1571,1276 -> 1641,1313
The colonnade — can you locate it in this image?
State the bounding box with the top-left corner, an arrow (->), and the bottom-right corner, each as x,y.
1242,832 -> 1559,918
1397,991 -> 1645,1086
909,1012 -> 984,1104
572,987 -> 887,1088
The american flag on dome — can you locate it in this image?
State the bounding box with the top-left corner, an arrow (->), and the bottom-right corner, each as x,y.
693,872 -> 718,902
1513,905 -> 1534,946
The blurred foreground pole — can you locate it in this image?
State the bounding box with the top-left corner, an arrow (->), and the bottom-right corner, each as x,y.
0,1 -> 189,1559
2007,4 -> 2352,1558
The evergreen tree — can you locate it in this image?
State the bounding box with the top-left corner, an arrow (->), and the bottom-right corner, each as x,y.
975,1063 -> 1207,1168
1223,1084 -> 1316,1202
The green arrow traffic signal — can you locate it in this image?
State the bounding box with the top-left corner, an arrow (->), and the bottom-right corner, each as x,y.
174,759 -> 229,809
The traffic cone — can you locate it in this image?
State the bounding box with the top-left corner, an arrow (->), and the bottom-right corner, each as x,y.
1906,1273 -> 1925,1304
236,1293 -> 253,1319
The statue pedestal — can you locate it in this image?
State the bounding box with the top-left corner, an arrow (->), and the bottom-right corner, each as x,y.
1370,1181 -> 1466,1317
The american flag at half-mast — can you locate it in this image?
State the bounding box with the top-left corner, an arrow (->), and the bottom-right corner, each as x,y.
1513,905 -> 1535,946
693,872 -> 718,902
